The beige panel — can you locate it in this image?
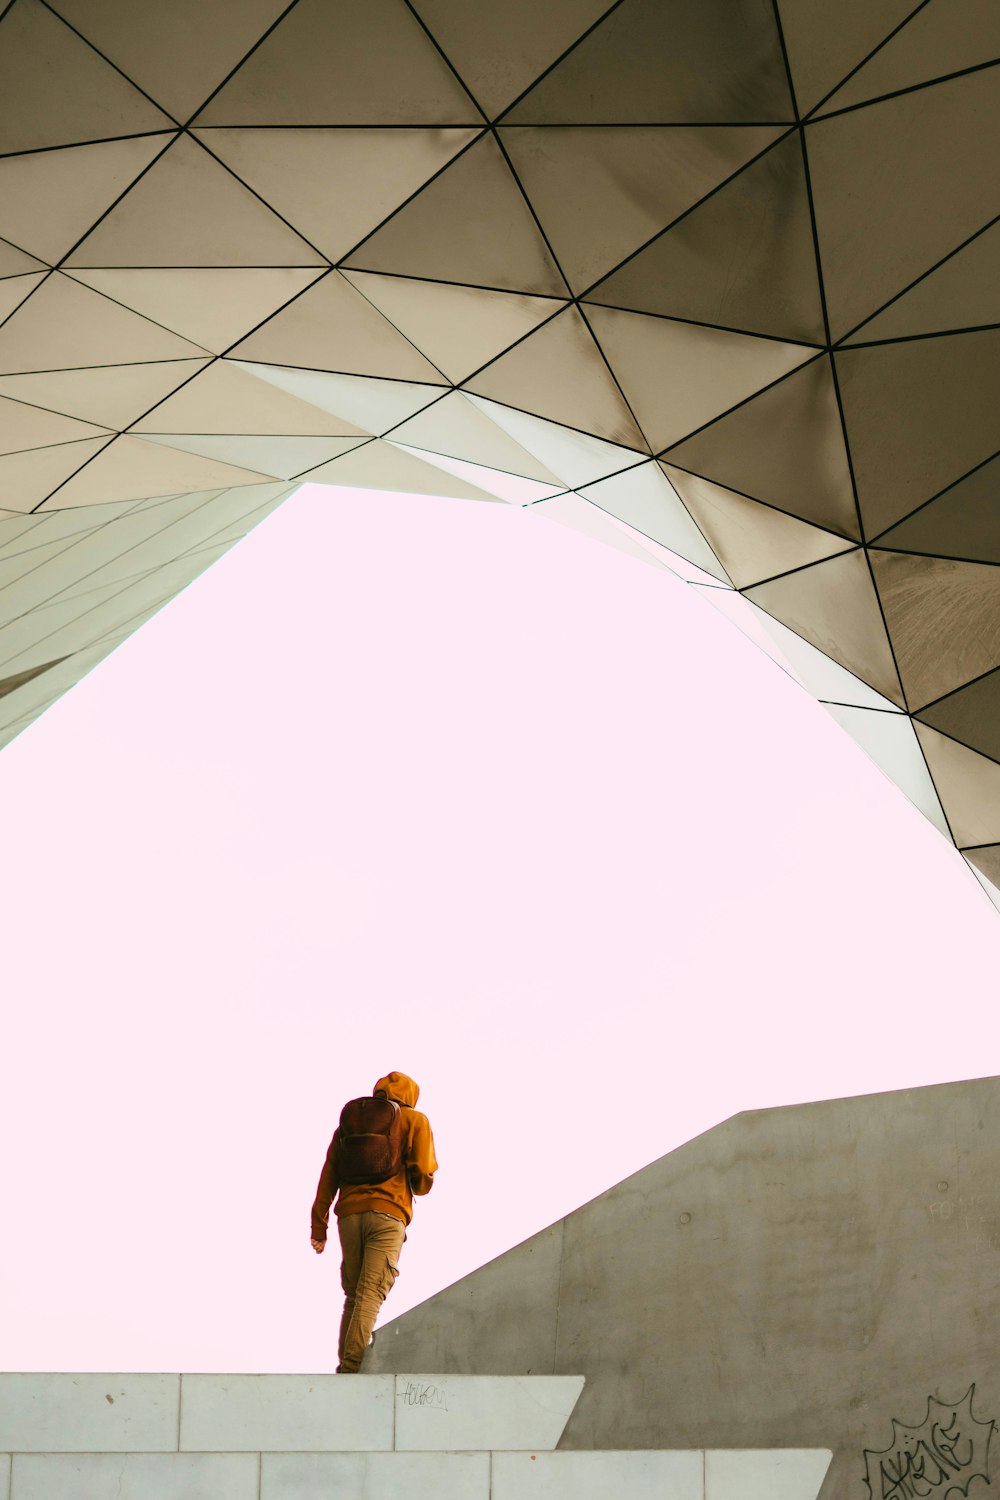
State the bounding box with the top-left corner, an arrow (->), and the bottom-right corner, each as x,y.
342,135 -> 566,296
466,393 -> 648,487
0,272 -> 48,325
915,722 -> 1000,846
0,655 -> 68,703
586,303 -> 814,451
410,0 -> 611,117
845,222 -> 1000,343
389,393 -> 564,484
870,550 -> 1000,708
194,127 -> 481,263
49,0 -> 294,120
144,433 -> 367,479
0,360 -> 210,430
0,135 -> 173,265
918,670 -> 1000,765
965,844 -> 1000,885
0,238 -> 46,277
663,357 -> 860,538
0,274 -> 208,373
194,0 -> 483,125
466,308 -> 646,449
836,329 -> 1000,537
746,548 -> 905,706
876,455 -> 1000,563
0,0 -> 173,153
807,68 -> 1000,339
499,125 -> 784,293
776,0 -> 917,114
234,362 -> 451,435
38,436 -> 274,510
0,502 -> 138,564
823,0 -> 1000,112
341,273 -> 565,385
507,0 -> 792,122
662,466 -> 854,587
578,461 -> 728,580
588,133 -> 826,343
231,272 -> 446,381
65,267 -> 326,355
66,136 -> 324,269
135,360 -> 369,437
300,440 -> 501,500
0,512 -> 48,555
0,396 -> 109,456
0,437 -> 112,513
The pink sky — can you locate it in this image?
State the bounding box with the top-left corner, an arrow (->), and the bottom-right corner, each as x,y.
1,481 -> 997,1373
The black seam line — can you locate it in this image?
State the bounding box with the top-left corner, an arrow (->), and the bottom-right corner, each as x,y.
834,213 -> 1000,345
435,302 -> 572,393
795,128 -> 836,353
841,322 -> 1000,350
646,468 -> 734,586
389,437 -> 567,491
869,543 -> 1000,569
657,349 -> 824,456
866,447 -> 1000,542
910,728 -> 959,845
192,121 -> 491,130
865,544 -> 911,712
182,0 -> 304,126
730,539 -> 858,593
497,119 -> 797,127
808,55 -> 1000,125
485,129 -> 572,301
800,0 -> 933,119
454,383 -> 650,459
0,267 -> 55,337
231,356 -> 448,395
0,356 -> 207,377
289,435 -> 378,481
282,268 -> 454,386
492,0 -> 627,125
642,454 -> 861,545
1,433 -> 114,458
817,700 -> 904,715
960,840 -> 1000,853
50,132 -> 180,267
0,556 -> 192,658
129,430 -> 364,440
577,127 -> 797,302
738,591 -> 900,705
37,0 -> 183,126
580,296 -> 824,351
341,266 -> 570,303
545,487 -> 734,587
55,268 -> 223,356
825,350 -> 868,546
25,433 -> 113,513
0,129 -> 177,162
770,0 -> 801,123
400,0 -> 489,123
912,662 -> 1000,717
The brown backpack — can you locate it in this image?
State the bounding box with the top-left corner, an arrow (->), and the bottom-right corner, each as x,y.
337,1095 -> 406,1184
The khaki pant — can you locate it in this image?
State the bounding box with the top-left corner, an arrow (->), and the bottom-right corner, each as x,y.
337,1210 -> 406,1372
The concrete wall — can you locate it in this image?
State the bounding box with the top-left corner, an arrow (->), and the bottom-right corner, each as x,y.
369,1077 -> 1000,1500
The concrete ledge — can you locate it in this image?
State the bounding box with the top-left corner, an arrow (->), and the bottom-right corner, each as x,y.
394,1375 -> 585,1451
706,1449 -> 833,1500
0,1376 -> 179,1453
261,1451 -> 490,1499
179,1374 -> 394,1452
10,1453 -> 258,1500
493,1450 -> 704,1499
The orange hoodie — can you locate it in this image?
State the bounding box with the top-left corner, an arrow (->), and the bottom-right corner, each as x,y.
311,1072 -> 438,1237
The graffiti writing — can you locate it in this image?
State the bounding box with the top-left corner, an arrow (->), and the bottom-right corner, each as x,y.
864,1388 -> 994,1500
398,1379 -> 449,1411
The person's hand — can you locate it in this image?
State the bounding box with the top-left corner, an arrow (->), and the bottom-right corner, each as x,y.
311,1238 -> 325,1254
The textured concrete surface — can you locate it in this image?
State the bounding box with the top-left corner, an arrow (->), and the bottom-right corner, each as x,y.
0,1374 -> 179,1453
369,1076 -> 1000,1500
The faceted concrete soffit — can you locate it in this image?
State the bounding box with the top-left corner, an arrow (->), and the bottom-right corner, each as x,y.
0,1373 -> 833,1499
0,0 -> 998,905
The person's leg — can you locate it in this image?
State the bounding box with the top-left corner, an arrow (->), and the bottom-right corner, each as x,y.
337,1214 -> 363,1372
339,1212 -> 406,1372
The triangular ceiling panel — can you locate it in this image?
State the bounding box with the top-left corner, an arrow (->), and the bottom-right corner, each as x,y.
0,396 -> 110,456
506,0 -> 792,123
388,393 -> 565,485
135,361 -> 369,437
465,307 -> 647,450
193,0 -> 484,125
342,135 -> 566,296
230,272 -> 447,382
661,466 -> 855,588
192,128 -> 482,263
340,273 -> 565,385
821,0 -> 1000,113
409,0 -> 613,119
964,844 -> 1000,887
746,547 -> 905,706
0,274 -> 47,325
0,437 -> 113,513
465,394 -> 649,488
844,221 -> 1000,344
143,434 -> 368,481
36,435 -> 275,510
663,357 -> 860,538
64,268 -> 326,356
775,0 -> 920,115
823,702 -> 951,837
65,136 -> 325,269
0,360 -> 210,431
585,303 -> 814,452
876,456 -> 1000,564
0,136 -> 174,267
0,240 -> 46,278
298,439 -> 501,501
577,461 -> 728,581
917,669 -> 1000,766
914,722 -> 1000,848
836,328 -> 1000,538
870,550 -> 1000,709
587,132 -> 826,343
47,0 -> 294,121
0,274 -> 209,373
497,125 -> 784,293
0,0 -> 173,153
807,67 -> 1000,340
233,364 -> 445,436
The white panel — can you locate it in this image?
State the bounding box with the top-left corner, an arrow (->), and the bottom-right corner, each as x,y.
179,1374 -> 394,1453
579,462 -> 729,581
393,1375 -> 583,1453
466,395 -> 646,488
705,1449 -> 832,1500
529,495 -> 668,573
389,443 -> 563,504
493,1451 -> 703,1500
261,1451 -> 490,1500
10,1454 -> 258,1500
0,1374 -> 179,1454
823,705 -> 951,837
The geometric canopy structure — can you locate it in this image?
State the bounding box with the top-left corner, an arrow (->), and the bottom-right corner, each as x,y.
1,0 -> 999,903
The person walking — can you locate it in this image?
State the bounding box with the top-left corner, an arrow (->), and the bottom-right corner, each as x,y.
311,1071 -> 437,1373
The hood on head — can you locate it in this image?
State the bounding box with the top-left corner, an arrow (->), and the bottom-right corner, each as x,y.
374,1072 -> 419,1108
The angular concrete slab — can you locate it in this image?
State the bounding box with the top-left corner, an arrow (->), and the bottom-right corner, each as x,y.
1,1453 -> 8,1500
10,1453 -> 259,1500
493,1450 -> 703,1500
261,1450 -> 490,1499
393,1374 -> 584,1452
705,1449 -> 832,1500
0,1375 -> 178,1454
179,1374 -> 393,1452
